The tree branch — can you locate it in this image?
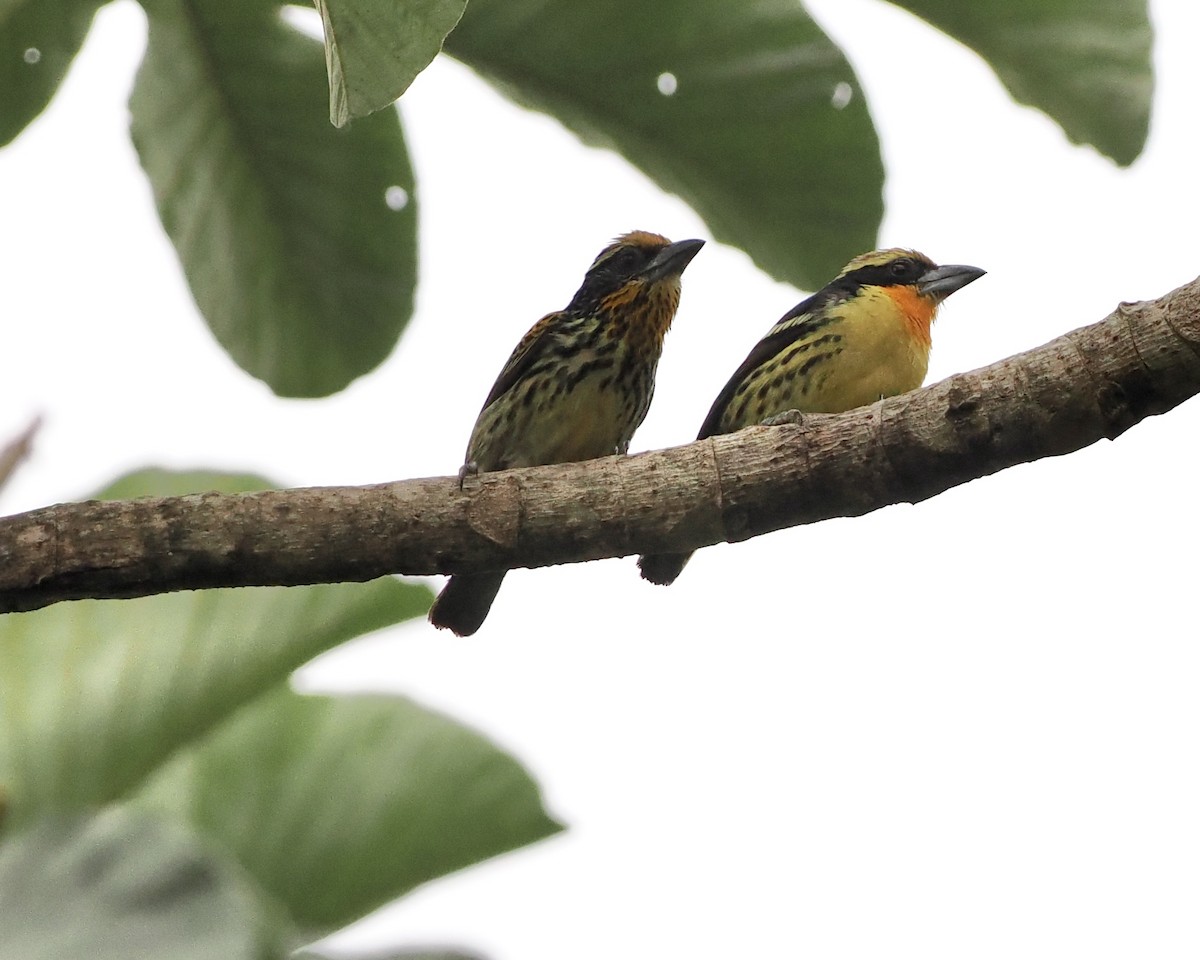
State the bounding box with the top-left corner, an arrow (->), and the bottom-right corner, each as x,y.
3,277 -> 1199,613
0,416 -> 41,498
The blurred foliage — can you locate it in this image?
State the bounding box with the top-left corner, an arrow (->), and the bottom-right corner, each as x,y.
891,0 -> 1152,165
0,811 -> 273,960
0,470 -> 560,958
129,0 -> 417,397
1,0 -> 1151,392
0,0 -> 1155,955
0,0 -> 104,147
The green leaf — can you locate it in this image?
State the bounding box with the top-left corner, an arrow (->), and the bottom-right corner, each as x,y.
0,0 -> 102,147
314,0 -> 468,127
98,466 -> 274,501
0,469 -> 431,826
445,0 -> 882,288
129,0 -> 417,397
142,688 -> 564,930
1,469 -> 555,938
0,810 -> 272,960
892,0 -> 1152,165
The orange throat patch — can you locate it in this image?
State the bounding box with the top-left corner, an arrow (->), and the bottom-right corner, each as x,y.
600,278 -> 681,351
885,284 -> 938,349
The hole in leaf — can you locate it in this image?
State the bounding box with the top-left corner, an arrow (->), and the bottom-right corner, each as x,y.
385,186 -> 409,211
279,4 -> 322,40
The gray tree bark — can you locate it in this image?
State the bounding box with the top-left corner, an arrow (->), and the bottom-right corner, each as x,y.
2,276 -> 1198,614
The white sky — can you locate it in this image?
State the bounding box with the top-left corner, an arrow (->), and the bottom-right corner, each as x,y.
3,0 -> 1200,958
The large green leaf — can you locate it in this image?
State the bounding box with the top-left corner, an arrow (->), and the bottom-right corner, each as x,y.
445,0 -> 883,288
129,0 -> 417,397
0,469 -> 555,939
0,810 -> 272,960
892,0 -> 1152,165
142,688 -> 563,930
0,0 -> 102,147
0,469 -> 431,826
314,0 -> 468,127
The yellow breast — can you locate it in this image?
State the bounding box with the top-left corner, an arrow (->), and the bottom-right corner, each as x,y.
815,286 -> 932,410
717,285 -> 933,431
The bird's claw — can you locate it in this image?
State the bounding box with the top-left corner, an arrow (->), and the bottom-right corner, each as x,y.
762,409 -> 805,427
457,461 -> 479,490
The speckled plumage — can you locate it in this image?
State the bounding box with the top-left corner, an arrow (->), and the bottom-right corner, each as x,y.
430,230 -> 704,636
638,248 -> 984,587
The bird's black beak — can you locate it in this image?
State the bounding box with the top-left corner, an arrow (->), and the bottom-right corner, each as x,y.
641,238 -> 705,282
918,263 -> 986,299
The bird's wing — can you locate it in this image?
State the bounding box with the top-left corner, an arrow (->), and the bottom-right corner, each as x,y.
477,310 -> 563,412
696,289 -> 842,440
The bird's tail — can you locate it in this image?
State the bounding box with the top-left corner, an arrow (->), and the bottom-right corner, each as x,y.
428,572 -> 507,636
637,551 -> 692,586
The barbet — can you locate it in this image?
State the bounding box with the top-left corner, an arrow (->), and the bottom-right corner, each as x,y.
430,230 -> 705,635
637,248 -> 984,586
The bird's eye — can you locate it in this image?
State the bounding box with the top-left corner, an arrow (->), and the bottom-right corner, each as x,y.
613,248 -> 643,272
889,258 -> 913,277
600,248 -> 648,281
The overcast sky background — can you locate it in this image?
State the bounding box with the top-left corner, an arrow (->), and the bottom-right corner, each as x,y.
3,0 -> 1200,958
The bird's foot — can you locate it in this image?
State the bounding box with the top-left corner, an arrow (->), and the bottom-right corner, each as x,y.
457,461 -> 479,490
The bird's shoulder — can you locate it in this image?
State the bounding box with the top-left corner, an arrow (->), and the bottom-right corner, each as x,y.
695,285 -> 852,439
479,309 -> 569,411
